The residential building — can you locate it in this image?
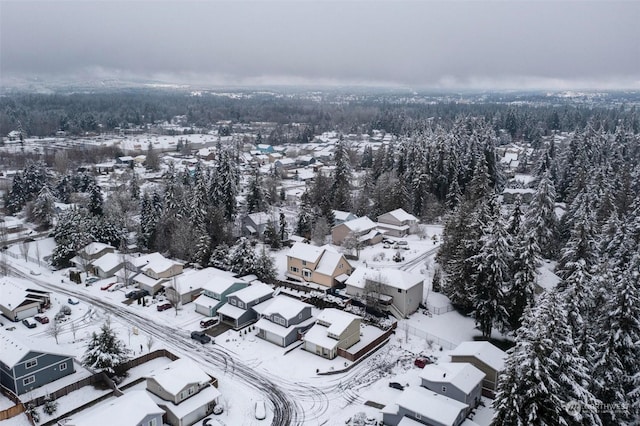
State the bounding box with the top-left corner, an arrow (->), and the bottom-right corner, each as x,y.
0,278 -> 49,321
332,216 -> 383,246
0,331 -> 75,395
70,242 -> 116,272
382,386 -> 468,426
377,208 -> 418,237
60,390 -> 163,426
285,242 -> 352,288
133,252 -> 184,280
241,212 -> 274,238
91,252 -> 123,278
254,295 -> 314,347
419,362 -> 485,410
332,210 -> 357,226
194,273 -> 248,317
345,267 -> 423,319
449,341 -> 506,391
217,283 -> 274,329
146,358 -> 220,426
303,308 -> 361,359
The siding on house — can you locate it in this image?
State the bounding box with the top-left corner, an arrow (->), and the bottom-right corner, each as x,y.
0,351 -> 75,395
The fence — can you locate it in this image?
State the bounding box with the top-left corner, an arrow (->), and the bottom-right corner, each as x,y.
0,385 -> 26,422
2,249 -> 41,265
427,303 -> 455,315
400,323 -> 457,350
338,322 -> 397,362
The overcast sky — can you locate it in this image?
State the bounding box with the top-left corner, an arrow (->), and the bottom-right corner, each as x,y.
1,0 -> 639,90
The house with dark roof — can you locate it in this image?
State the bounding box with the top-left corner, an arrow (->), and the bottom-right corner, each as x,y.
0,331 -> 75,395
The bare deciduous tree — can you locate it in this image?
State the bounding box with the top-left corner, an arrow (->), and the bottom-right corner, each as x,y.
70,321 -> 78,341
48,321 -> 62,344
146,335 -> 154,352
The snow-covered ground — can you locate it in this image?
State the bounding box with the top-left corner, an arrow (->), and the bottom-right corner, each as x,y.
0,224 -> 509,426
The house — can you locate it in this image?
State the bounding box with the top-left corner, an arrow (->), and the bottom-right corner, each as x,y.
502,188 -> 536,204
133,273 -> 169,296
449,341 -> 506,391
146,358 -> 220,426
0,330 -> 75,395
377,208 -> 418,237
296,155 -> 316,167
194,273 -> 248,317
303,308 -> 361,359
133,252 -> 184,279
344,267 -> 423,319
256,143 -> 274,153
419,362 -> 485,411
274,158 -> 296,171
285,242 -> 353,288
382,386 -> 469,426
0,278 -> 49,322
163,268 -> 220,306
217,282 -> 274,329
332,210 -> 358,226
254,295 -> 314,347
91,252 -> 123,278
71,242 -> 116,271
242,212 -> 274,238
331,216 -> 383,246
60,390 -> 163,426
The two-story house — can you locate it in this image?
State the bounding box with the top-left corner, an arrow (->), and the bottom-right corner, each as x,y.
131,253 -> 184,296
146,358 -> 220,426
60,390 -> 164,426
0,331 -> 75,395
241,212 -> 274,238
344,267 -> 424,319
449,341 -> 506,391
286,242 -> 353,288
254,295 -> 314,347
0,278 -> 49,321
303,308 -> 361,359
70,242 -> 115,272
217,283 -> 274,329
419,362 -> 485,412
91,251 -> 123,278
194,274 -> 249,318
376,208 -> 418,237
331,216 -> 384,246
381,386 -> 469,426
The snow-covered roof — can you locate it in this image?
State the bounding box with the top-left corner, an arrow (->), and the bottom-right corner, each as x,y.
227,282 -> 273,304
134,273 -> 165,287
65,390 -> 163,426
0,277 -> 44,312
217,302 -> 246,319
146,358 -> 211,395
394,387 -> 468,426
287,242 -> 324,264
315,249 -> 347,276
259,295 -> 311,320
133,252 -> 182,274
316,308 -> 360,336
199,274 -> 244,295
152,384 -> 220,420
340,216 -> 377,232
332,210 -> 356,222
173,267 -> 236,293
0,330 -> 30,368
357,229 -> 382,243
91,252 -> 122,272
345,267 -> 423,291
303,323 -> 339,350
383,208 -> 417,222
80,242 -> 114,257
449,341 -> 506,372
246,211 -> 272,225
193,294 -> 220,310
419,362 -> 485,394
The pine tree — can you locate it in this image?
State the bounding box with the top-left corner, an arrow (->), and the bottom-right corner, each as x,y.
32,186 -> 57,227
331,139 -> 352,211
246,167 -> 266,213
526,172 -> 558,259
296,190 -> 315,239
209,243 -> 230,270
82,320 -> 130,375
254,247 -> 276,283
87,182 -> 104,216
509,233 -> 540,329
492,291 -> 601,426
227,238 -> 256,276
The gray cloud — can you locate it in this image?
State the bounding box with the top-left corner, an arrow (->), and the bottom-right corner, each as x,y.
2,1 -> 639,89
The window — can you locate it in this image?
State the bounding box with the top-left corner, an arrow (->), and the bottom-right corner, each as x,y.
229,299 -> 236,306
59,362 -> 67,371
415,413 -> 421,420
442,386 -> 447,393
237,301 -> 245,309
303,270 -> 311,278
149,419 -> 157,426
25,359 -> 37,369
290,266 -> 299,273
23,376 -> 35,386
338,263 -> 343,269
397,288 -> 402,293
302,260 -> 307,266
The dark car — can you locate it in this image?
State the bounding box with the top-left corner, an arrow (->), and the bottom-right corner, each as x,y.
389,382 -> 405,390
200,318 -> 217,328
157,302 -> 172,312
191,331 -> 212,344
22,318 -> 37,329
34,315 -> 49,324
414,356 -> 433,369
126,289 -> 149,300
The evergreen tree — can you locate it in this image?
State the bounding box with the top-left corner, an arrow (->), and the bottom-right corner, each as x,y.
331,139 -> 352,210
492,291 -> 601,426
296,190 -> 315,239
82,320 -> 130,375
209,243 -> 230,270
227,238 -> 256,276
145,142 -> 160,171
87,182 -> 104,216
509,233 -> 540,329
526,172 -> 559,259
31,186 -> 57,227
254,247 -> 276,283
246,167 -> 266,213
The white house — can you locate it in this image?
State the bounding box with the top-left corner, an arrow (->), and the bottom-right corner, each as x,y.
61,390 -> 164,426
303,308 -> 361,359
377,208 -> 418,237
382,386 -> 469,426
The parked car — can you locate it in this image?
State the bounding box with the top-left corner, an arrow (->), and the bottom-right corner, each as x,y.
126,289 -> 149,300
414,356 -> 433,368
156,303 -> 172,312
255,400 -> 266,420
383,244 -> 390,249
190,331 -> 212,344
397,240 -> 408,245
389,382 -> 405,390
22,318 -> 37,329
109,283 -> 125,292
54,311 -> 67,322
34,315 -> 49,324
60,305 -> 72,315
85,277 -> 99,284
200,318 -> 217,328
68,298 -> 79,305
101,282 -> 116,291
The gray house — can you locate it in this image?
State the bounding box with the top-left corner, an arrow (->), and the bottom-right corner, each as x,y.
254,295 -> 314,347
217,283 -> 274,329
194,273 -> 249,317
449,341 -> 506,391
419,362 -> 485,412
242,212 -> 274,238
0,331 -> 75,395
61,390 -> 163,426
382,386 -> 468,426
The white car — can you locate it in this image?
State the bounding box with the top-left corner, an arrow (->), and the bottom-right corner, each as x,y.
255,400 -> 266,420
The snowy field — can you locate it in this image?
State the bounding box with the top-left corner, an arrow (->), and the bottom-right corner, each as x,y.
0,222 -> 534,426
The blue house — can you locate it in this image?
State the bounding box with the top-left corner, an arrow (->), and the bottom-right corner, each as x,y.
0,331 -> 75,395
217,283 -> 274,329
194,273 -> 249,317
